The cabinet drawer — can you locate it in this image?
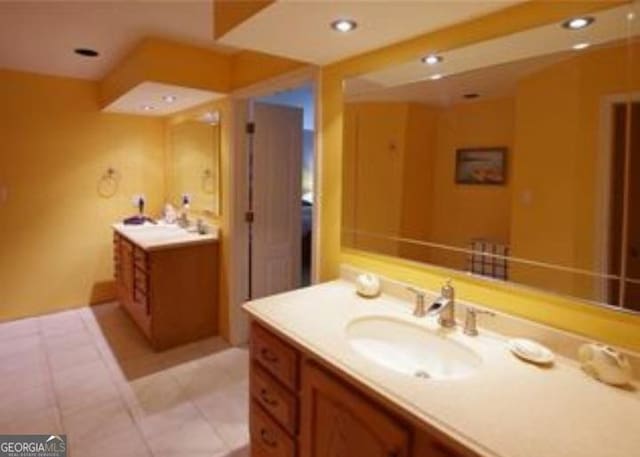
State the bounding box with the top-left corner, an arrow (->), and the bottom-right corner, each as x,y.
250,400 -> 296,457
251,324 -> 299,390
134,267 -> 148,293
133,247 -> 148,271
251,362 -> 297,435
133,288 -> 149,313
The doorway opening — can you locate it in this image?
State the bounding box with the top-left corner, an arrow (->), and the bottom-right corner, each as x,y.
608,101 -> 640,310
246,84 -> 316,300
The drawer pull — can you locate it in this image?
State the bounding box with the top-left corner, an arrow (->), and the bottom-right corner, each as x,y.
260,348 -> 279,363
260,428 -> 277,448
259,388 -> 279,407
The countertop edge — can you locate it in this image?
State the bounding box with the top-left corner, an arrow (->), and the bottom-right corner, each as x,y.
112,224 -> 218,251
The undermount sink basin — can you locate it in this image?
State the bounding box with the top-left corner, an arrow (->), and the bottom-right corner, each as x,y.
120,223 -> 188,239
347,316 -> 482,380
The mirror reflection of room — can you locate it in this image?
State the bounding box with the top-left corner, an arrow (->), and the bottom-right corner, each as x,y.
167,111 -> 221,218
342,3 -> 640,310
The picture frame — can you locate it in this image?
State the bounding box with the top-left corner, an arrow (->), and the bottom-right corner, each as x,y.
455,147 -> 507,185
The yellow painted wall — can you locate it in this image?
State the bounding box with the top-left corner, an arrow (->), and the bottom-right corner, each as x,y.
429,97 -> 514,269
399,103 -> 438,253
0,69 -> 165,320
166,121 -> 220,215
319,0 -> 640,351
342,102 -> 408,255
230,50 -> 307,91
344,98 -> 513,270
510,42 -> 640,300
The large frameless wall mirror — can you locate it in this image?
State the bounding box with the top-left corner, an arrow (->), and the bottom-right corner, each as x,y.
341,2 -> 640,313
167,110 -> 221,217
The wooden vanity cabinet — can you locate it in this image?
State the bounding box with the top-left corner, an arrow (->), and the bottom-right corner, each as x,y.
113,231 -> 218,350
249,322 -> 473,457
301,361 -> 410,457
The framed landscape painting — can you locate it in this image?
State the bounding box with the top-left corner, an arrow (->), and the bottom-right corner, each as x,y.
455,147 -> 507,185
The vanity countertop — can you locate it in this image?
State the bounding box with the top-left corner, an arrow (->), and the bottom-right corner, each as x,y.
112,221 -> 218,251
243,279 -> 640,457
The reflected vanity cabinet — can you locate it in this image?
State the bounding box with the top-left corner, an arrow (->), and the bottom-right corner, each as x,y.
113,231 -> 219,350
249,322 -> 476,457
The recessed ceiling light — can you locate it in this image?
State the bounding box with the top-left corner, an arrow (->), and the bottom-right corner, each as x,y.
562,16 -> 595,30
421,54 -> 443,65
430,73 -> 444,81
331,19 -> 357,33
162,95 -> 177,103
628,12 -> 636,21
572,42 -> 591,50
202,111 -> 220,125
74,48 -> 99,57
463,93 -> 479,99
142,105 -> 155,111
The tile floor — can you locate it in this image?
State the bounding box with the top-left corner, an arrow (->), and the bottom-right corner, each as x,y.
0,302 -> 250,457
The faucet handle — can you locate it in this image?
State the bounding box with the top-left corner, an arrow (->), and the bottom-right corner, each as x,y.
406,286 -> 425,303
464,307 -> 495,336
406,286 -> 426,317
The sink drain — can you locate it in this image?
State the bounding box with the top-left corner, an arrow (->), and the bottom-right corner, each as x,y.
414,370 -> 431,379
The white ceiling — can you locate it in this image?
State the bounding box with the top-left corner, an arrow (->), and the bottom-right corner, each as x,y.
103,81 -> 225,117
345,53 -> 569,106
0,0 -> 235,81
345,3 -> 637,105
217,0 -> 524,65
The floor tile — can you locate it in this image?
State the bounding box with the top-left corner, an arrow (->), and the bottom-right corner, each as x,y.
0,333 -> 43,359
39,310 -> 86,337
146,418 -> 227,457
199,347 -> 249,383
0,406 -> 62,435
0,316 -> 39,341
124,370 -> 191,416
0,382 -> 57,426
213,446 -> 251,457
63,397 -> 135,447
0,347 -> 51,392
52,360 -> 121,414
47,344 -> 103,373
43,327 -> 95,352
70,423 -> 151,457
170,359 -> 234,401
194,382 -> 250,450
0,303 -> 249,457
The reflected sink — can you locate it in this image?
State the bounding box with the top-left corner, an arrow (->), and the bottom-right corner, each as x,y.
347,316 -> 482,380
122,223 -> 186,239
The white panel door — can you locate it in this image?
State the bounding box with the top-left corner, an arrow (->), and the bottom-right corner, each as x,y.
251,102 -> 303,299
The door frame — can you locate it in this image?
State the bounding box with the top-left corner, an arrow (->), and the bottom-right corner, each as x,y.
227,66 -> 321,344
595,92 -> 640,305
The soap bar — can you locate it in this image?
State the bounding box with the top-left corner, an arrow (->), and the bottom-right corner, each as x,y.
508,338 -> 554,365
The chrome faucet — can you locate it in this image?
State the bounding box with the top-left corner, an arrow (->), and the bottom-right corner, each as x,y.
427,280 -> 456,328
406,286 -> 427,317
463,307 -> 495,336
